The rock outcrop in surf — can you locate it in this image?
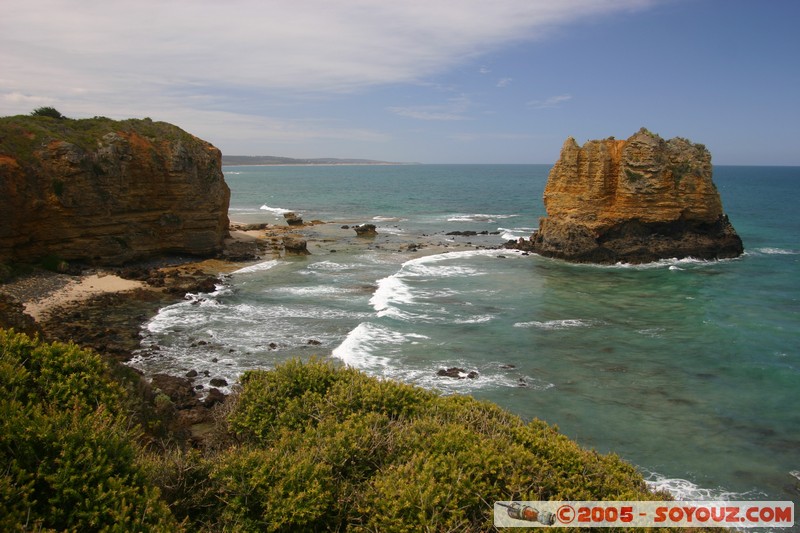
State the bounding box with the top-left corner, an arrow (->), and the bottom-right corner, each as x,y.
509,128 -> 743,263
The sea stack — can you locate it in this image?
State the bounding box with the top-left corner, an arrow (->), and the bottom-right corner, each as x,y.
512,128 -> 743,264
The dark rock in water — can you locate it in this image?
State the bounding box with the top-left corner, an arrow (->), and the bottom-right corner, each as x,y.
209,377 -> 228,388
151,373 -> 198,409
185,369 -> 198,378
354,224 -> 378,237
203,387 -> 226,408
283,212 -> 304,226
447,230 -> 479,236
436,367 -> 478,379
283,237 -> 310,255
307,339 -> 322,345
499,364 -> 516,369
508,128 -> 743,264
164,274 -> 218,296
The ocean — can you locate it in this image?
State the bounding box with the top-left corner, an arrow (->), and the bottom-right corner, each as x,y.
130,164 -> 799,511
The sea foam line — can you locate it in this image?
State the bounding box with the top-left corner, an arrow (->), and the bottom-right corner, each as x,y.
259,204 -> 294,215
514,319 -> 597,330
643,471 -> 762,502
232,259 -> 280,275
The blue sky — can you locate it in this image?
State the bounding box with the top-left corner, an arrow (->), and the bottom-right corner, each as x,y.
2,0 -> 798,164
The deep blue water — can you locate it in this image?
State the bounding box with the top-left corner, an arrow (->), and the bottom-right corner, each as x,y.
132,164 -> 800,511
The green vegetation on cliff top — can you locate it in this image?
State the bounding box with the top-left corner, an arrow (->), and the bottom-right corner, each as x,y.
0,328 -> 710,532
0,113 -> 200,165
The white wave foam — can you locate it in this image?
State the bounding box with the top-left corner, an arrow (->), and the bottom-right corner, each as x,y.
305,260 -> 353,272
454,314 -> 495,324
370,275 -> 415,315
259,204 -> 294,215
498,226 -> 535,240
232,259 -> 280,275
372,215 -> 407,222
333,322 -> 427,369
370,250 -> 504,317
267,285 -> 356,297
643,471 -> 761,501
447,213 -> 519,223
755,247 -> 799,255
514,319 -> 596,330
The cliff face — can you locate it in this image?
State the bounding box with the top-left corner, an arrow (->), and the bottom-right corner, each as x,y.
0,116 -> 230,265
514,128 -> 743,263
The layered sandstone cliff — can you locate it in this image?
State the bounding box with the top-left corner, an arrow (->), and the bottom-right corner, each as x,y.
0,116 -> 230,265
511,128 -> 743,263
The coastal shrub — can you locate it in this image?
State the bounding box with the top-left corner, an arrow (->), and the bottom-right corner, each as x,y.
0,329 -> 177,531
31,106 -> 64,119
217,359 -> 669,531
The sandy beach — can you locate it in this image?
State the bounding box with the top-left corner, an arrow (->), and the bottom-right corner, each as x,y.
22,273 -> 146,322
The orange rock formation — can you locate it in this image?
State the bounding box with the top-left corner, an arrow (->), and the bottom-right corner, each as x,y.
511,128 -> 743,263
0,117 -> 230,265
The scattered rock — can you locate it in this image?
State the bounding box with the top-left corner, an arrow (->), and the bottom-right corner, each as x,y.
283,212 -> 304,226
283,237 -> 310,255
354,224 -> 377,237
203,387 -> 226,408
436,367 -> 479,379
209,377 -> 228,388
307,339 -> 322,345
185,369 -> 198,378
151,373 -> 198,409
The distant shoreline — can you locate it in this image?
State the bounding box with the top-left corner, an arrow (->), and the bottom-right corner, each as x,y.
221,155 -> 418,166
223,162 -> 417,167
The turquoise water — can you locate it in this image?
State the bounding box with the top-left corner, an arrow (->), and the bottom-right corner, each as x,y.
132,164 -> 800,510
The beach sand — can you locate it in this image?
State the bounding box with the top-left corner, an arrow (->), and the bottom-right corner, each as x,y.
23,273 -> 146,321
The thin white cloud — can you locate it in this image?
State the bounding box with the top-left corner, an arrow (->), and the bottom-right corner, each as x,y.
496,78 -> 513,88
450,132 -> 534,142
527,94 -> 574,109
0,0 -> 653,153
479,66 -> 492,75
1,1 -> 653,99
388,96 -> 472,121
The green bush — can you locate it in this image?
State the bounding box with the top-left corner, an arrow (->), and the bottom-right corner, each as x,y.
0,329 -> 177,531
0,333 -> 690,532
217,359 -> 667,532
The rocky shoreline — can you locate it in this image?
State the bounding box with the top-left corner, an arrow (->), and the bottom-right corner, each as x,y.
0,219 -> 501,444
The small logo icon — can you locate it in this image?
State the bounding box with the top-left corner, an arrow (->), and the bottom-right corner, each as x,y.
556,504 -> 576,524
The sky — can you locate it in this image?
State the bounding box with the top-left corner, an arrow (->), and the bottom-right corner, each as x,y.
2,0 -> 799,165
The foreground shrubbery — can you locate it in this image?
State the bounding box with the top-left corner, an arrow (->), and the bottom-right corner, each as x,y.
2,329 -> 684,531
0,329 -> 176,531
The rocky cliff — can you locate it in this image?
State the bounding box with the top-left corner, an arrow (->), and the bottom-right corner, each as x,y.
511,128 -> 743,263
0,115 -> 230,265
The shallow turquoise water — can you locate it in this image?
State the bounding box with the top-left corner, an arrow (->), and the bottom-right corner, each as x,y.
132,164 -> 800,510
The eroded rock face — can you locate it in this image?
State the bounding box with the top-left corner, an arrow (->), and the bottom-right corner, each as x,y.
0,116 -> 230,265
512,128 -> 743,263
